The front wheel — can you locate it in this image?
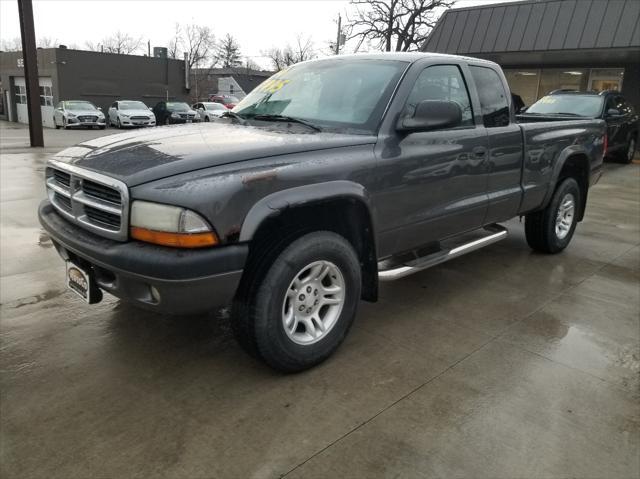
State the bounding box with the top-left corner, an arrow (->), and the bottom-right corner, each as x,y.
525,177 -> 581,254
232,231 -> 361,372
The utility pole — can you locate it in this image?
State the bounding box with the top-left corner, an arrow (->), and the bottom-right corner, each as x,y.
335,13 -> 342,55
147,40 -> 151,57
17,0 -> 44,147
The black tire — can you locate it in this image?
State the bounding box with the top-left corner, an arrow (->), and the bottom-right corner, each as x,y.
525,177 -> 581,254
99,125 -> 106,130
204,116 -> 210,122
116,118 -> 122,129
165,117 -> 171,126
63,118 -> 68,130
620,135 -> 636,164
54,118 -> 60,129
232,231 -> 361,373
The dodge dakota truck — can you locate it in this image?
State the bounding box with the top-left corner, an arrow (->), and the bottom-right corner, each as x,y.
39,53 -> 606,372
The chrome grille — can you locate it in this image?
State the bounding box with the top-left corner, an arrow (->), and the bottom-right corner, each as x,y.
130,116 -> 149,121
78,115 -> 98,122
82,179 -> 122,205
45,161 -> 129,241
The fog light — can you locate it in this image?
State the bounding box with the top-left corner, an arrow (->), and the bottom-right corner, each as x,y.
150,286 -> 161,303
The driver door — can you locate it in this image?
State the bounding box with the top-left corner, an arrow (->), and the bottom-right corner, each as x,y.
374,64 -> 489,257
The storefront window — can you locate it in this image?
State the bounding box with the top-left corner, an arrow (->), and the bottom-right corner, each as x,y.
14,85 -> 26,104
39,85 -> 53,106
503,70 -> 539,108
589,68 -> 624,92
537,69 -> 589,97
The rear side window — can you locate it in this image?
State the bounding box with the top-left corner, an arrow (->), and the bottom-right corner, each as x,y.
405,64 -> 474,127
470,66 -> 510,127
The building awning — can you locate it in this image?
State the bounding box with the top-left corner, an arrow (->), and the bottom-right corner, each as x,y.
422,0 -> 640,65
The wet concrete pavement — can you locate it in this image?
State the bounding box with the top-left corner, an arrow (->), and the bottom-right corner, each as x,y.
1,121 -> 639,478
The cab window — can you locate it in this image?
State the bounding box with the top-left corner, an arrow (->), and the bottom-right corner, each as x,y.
470,66 -> 510,127
405,64 -> 474,127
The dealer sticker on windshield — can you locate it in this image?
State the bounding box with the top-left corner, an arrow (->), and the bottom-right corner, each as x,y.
66,261 -> 93,303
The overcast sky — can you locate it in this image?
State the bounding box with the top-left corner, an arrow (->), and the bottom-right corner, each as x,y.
0,0 -> 525,69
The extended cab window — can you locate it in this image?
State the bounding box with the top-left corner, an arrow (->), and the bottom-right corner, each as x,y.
406,65 -> 473,126
470,66 -> 510,127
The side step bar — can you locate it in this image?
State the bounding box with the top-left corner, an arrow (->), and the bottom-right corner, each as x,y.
378,224 -> 508,281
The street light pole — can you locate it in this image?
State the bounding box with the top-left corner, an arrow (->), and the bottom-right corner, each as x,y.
17,0 -> 44,147
335,14 -> 342,55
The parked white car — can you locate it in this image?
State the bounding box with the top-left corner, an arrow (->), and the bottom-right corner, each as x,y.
108,100 -> 156,128
54,101 -> 106,129
192,102 -> 228,122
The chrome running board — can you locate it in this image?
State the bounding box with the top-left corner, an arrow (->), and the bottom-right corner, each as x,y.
378,224 -> 508,281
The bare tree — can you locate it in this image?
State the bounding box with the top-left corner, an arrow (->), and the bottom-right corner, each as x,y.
0,37 -> 22,51
85,31 -> 143,54
243,57 -> 261,71
214,34 -> 242,68
168,23 -> 182,59
38,37 -> 58,48
262,35 -> 316,71
167,23 -> 215,68
347,0 -> 454,52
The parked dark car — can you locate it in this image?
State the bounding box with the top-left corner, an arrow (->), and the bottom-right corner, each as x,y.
152,101 -> 199,125
39,53 -> 606,372
518,91 -> 638,163
209,94 -> 240,109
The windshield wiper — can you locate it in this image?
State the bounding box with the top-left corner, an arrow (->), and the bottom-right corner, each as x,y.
220,111 -> 248,125
250,114 -> 322,132
547,112 -> 582,117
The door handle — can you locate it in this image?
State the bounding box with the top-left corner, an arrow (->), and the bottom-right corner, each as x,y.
473,147 -> 487,158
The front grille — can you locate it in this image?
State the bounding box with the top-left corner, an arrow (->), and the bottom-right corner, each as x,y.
179,113 -> 195,119
45,164 -> 129,241
78,115 -> 98,122
85,206 -> 121,229
53,169 -> 71,187
54,192 -> 72,211
82,179 -> 121,205
130,116 -> 149,121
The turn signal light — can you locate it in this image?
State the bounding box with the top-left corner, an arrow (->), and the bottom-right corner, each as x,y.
130,227 -> 219,248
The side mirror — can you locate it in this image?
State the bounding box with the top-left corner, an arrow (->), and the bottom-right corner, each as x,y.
607,108 -> 621,117
97,107 -> 102,111
148,107 -> 153,111
397,100 -> 462,132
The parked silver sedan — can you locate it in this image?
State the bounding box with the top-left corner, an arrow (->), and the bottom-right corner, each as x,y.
53,101 -> 106,129
193,102 -> 228,122
108,100 -> 156,128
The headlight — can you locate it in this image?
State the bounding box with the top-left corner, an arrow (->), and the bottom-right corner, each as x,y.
120,113 -> 129,118
171,112 -> 180,119
67,113 -> 76,118
130,201 -> 218,248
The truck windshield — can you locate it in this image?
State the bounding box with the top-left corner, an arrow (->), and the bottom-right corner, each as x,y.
526,95 -> 604,117
234,59 -> 408,133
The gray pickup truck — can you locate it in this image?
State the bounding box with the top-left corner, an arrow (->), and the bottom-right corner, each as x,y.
39,53 -> 606,372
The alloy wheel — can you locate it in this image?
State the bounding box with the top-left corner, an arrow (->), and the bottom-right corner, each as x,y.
281,260 -> 345,345
555,193 -> 575,239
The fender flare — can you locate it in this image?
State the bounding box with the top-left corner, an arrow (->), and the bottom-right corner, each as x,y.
238,180 -> 374,242
540,145 -> 591,208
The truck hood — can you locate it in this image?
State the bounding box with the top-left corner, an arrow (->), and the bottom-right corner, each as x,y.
51,123 -> 376,186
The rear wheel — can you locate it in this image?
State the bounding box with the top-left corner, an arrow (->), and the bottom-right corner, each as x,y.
525,177 -> 581,254
622,136 -> 636,164
232,231 -> 361,372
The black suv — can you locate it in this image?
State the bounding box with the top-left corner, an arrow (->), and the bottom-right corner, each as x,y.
519,90 -> 638,163
152,101 -> 199,126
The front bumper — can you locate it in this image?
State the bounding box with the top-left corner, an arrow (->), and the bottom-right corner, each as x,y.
39,201 -> 247,315
66,119 -> 106,127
